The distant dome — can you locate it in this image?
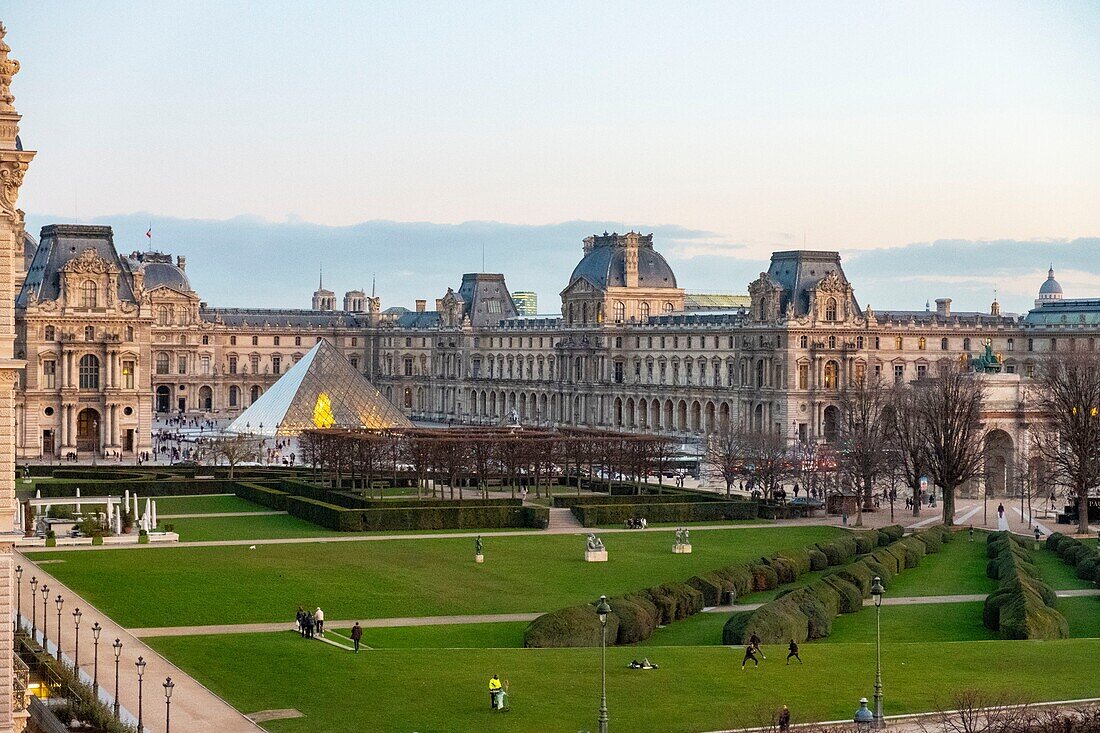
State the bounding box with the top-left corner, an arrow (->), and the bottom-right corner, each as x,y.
1039,266 -> 1063,299
569,233 -> 678,290
140,261 -> 191,292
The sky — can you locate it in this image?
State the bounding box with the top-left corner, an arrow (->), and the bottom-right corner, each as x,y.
5,2 -> 1100,310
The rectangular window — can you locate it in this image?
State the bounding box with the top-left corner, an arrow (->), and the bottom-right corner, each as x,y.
351,337 -> 358,347
295,336 -> 302,346
252,335 -> 258,346
230,336 -> 237,346
272,356 -> 281,375
251,355 -> 260,373
178,356 -> 187,375
274,336 -> 280,346
201,356 -> 210,375
404,358 -> 414,377
894,364 -> 904,383
916,364 -> 927,379
798,363 -> 808,389
123,360 -> 135,389
614,361 -> 624,384
43,360 -> 56,389
228,356 -> 238,375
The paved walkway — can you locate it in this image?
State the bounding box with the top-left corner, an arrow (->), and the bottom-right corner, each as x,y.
130,612 -> 544,638
14,556 -> 263,733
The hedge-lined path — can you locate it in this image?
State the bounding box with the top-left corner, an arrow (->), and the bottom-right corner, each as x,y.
159,510 -> 287,519
702,588 -> 1100,614
14,557 -> 264,733
130,612 -> 545,638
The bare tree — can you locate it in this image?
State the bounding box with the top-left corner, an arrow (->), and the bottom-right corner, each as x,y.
1031,351 -> 1100,534
836,373 -> 892,526
744,427 -> 795,501
207,434 -> 263,479
913,362 -> 987,525
705,425 -> 751,496
886,384 -> 928,517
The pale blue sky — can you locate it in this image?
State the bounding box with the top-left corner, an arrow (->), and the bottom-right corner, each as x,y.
5,2 -> 1100,305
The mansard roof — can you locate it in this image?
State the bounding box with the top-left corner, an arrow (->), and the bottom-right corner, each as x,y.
1024,298 -> 1100,327
201,307 -> 367,329
17,225 -> 137,308
764,250 -> 859,318
454,273 -> 517,327
569,232 -> 678,290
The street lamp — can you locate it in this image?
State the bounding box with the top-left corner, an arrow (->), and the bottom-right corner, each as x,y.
135,656 -> 147,732
871,576 -> 885,729
112,638 -> 123,719
91,622 -> 102,692
39,585 -> 49,650
55,595 -> 63,661
14,565 -> 22,634
163,677 -> 174,733
596,594 -> 611,733
28,576 -> 37,638
72,608 -> 82,673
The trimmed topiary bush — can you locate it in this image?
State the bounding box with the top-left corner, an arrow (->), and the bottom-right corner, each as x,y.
828,561 -> 874,596
822,575 -> 863,613
766,556 -> 798,584
609,596 -> 659,644
852,532 -> 876,554
808,548 -> 829,571
774,548 -> 812,576
748,562 -> 779,591
524,603 -> 621,648
687,574 -> 723,607
645,582 -> 704,624
1045,532 -> 1065,553
1076,554 -> 1100,582
879,524 -> 905,543
982,531 -> 1068,641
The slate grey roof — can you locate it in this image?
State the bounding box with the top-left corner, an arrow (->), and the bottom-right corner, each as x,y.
1039,267 -> 1063,296
874,310 -> 1019,326
395,311 -> 442,328
455,273 -> 518,327
569,233 -> 677,290
17,225 -> 137,308
201,307 -> 367,328
124,252 -> 192,293
1024,298 -> 1100,327
765,250 -> 859,317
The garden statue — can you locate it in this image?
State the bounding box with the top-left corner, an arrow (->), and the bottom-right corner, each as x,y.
475,535 -> 483,556
586,533 -> 604,552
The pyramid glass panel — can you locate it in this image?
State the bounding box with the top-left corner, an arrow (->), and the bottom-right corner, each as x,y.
226,339 -> 411,436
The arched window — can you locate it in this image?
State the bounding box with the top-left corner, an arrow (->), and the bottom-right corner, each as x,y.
80,280 -> 97,308
581,303 -> 588,324
894,336 -> 903,350
156,353 -> 170,375
158,306 -> 169,326
78,354 -> 100,389
198,385 -> 213,410
823,360 -> 839,389
663,302 -> 674,314
828,335 -> 836,349
43,325 -> 54,341
84,326 -> 95,341
918,337 -> 926,351
613,301 -> 625,322
250,385 -> 261,404
963,337 -> 971,351
639,302 -> 650,319
940,337 -> 948,351
825,298 -> 838,322
403,387 -> 413,408
228,386 -> 239,407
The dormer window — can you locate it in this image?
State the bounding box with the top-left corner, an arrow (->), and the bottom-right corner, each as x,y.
44,325 -> 55,341
84,326 -> 95,341
80,280 -> 97,308
825,298 -> 838,322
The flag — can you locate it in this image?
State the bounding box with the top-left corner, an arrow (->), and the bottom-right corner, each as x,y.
145,228 -> 151,239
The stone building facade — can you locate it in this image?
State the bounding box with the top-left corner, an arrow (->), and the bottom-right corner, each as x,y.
12,221 -> 1100,496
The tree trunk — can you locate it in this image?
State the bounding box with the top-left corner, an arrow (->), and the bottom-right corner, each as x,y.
1077,490 -> 1089,535
911,479 -> 921,517
942,484 -> 955,526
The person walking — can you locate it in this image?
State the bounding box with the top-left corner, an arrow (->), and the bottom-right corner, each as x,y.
303,611 -> 315,639
997,502 -> 1005,519
778,705 -> 791,733
296,606 -> 306,637
488,674 -> 502,709
786,639 -> 802,665
314,607 -> 325,637
350,622 -> 363,652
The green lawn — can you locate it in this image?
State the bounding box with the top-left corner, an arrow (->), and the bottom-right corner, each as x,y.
25,526 -> 842,628
165,514 -> 345,541
880,536 -> 997,597
154,495 -> 271,515
331,622 -> 528,649
145,632 -> 1100,733
1034,547 -> 1097,590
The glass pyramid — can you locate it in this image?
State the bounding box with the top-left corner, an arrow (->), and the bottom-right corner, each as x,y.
226,339 -> 412,436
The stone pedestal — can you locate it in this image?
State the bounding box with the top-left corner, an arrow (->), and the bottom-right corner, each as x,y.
585,550 -> 608,562
673,543 -> 692,554
475,554 -> 484,563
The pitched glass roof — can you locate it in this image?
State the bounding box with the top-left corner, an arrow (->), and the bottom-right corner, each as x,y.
226,339 -> 412,436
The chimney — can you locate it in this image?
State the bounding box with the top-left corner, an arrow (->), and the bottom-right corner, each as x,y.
434,299 -> 444,312
176,255 -> 186,271
415,299 -> 426,313
935,298 -> 951,317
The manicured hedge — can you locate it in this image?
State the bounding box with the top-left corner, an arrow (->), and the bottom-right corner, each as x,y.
523,602 -> 621,648
773,548 -> 812,576
551,493 -> 723,509
234,482 -> 289,511
1044,532 -> 1100,587
982,531 -> 1067,640
879,524 -> 905,543
285,495 -> 549,531
823,575 -> 863,613
687,575 -> 723,607
28,478 -> 240,498
609,595 -> 659,644
570,500 -> 757,526
646,582 -> 705,624
808,548 -> 829,571
818,536 -> 858,566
